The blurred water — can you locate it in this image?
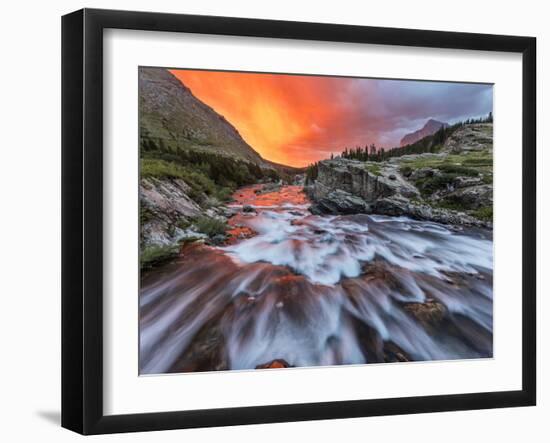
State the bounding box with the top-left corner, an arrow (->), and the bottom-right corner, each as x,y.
140,185 -> 493,374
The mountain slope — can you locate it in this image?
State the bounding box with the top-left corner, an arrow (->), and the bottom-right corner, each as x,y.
139,67 -> 265,165
400,119 -> 449,147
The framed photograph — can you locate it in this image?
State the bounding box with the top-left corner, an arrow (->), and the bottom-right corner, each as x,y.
62,8 -> 536,435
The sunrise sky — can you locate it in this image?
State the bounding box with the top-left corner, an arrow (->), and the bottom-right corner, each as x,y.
170,69 -> 493,168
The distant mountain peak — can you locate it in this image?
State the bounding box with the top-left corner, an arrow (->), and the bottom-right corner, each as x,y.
400,119 -> 449,147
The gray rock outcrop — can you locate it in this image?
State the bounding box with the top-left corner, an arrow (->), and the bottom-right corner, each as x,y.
140,177 -> 204,247
443,124 -> 493,153
443,184 -> 493,209
309,188 -> 371,215
306,123 -> 493,228
373,196 -> 486,226
310,158 -> 419,205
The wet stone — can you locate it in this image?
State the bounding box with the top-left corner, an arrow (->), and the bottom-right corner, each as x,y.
255,359 -> 291,369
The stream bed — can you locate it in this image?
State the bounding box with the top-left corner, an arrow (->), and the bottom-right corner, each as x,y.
139,184 -> 493,374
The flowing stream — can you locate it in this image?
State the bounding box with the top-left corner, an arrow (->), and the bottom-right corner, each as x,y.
140,185 -> 493,374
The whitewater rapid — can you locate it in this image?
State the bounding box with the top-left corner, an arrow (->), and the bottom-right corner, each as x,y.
139,185 -> 493,374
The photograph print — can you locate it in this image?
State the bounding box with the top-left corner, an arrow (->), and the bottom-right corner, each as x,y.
138,67 -> 494,375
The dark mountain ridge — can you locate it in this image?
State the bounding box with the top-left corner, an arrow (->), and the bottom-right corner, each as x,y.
139,68 -> 267,166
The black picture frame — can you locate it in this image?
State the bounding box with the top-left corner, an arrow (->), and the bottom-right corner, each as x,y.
62,8 -> 537,435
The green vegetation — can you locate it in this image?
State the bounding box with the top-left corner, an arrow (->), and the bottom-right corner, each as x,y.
193,216 -> 228,237
400,165 -> 413,177
339,113 -> 493,163
482,174 -> 493,185
141,140 -> 278,185
211,186 -> 234,202
432,198 -> 493,223
140,206 -> 154,225
436,198 -> 480,213
140,244 -> 180,270
264,160 -> 305,184
141,158 -> 220,203
141,144 -> 281,204
399,150 -> 492,189
410,158 -> 483,197
415,174 -> 457,197
305,162 -> 319,184
414,170 -> 479,198
140,215 -> 229,271
306,141 -> 492,190
365,163 -> 381,176
435,200 -> 465,211
139,137 -> 284,270
140,137 -> 287,207
303,117 -> 493,225
398,149 -> 492,171
176,218 -> 192,230
472,206 -> 493,222
398,149 -> 492,197
436,164 -> 479,177
462,157 -> 493,167
340,128 -> 446,162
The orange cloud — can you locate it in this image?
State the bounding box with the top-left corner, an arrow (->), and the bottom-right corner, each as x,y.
170,69 -> 346,167
168,69 -> 493,168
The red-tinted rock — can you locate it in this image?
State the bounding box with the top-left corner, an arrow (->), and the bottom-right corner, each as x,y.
255,359 -> 291,369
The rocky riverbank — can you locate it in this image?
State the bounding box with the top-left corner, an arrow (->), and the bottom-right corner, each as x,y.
140,176 -> 238,269
140,175 -> 293,270
307,123 -> 493,228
